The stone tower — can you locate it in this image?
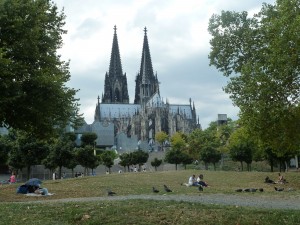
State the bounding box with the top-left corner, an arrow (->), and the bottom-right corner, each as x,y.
102,25 -> 129,104
134,27 -> 160,104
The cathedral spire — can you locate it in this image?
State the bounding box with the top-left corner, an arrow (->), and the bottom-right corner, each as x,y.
108,25 -> 123,77
134,27 -> 160,104
102,25 -> 129,104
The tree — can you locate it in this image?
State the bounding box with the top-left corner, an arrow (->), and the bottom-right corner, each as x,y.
132,150 -> 149,171
151,157 -> 162,171
181,152 -> 194,170
164,149 -> 184,170
227,127 -> 256,171
208,0 -> 300,159
199,145 -> 221,171
7,131 -> 49,179
76,146 -> 99,176
100,151 -> 117,173
80,132 -> 97,147
170,132 -> 186,151
155,131 -> 168,151
0,135 -> 11,166
119,153 -> 131,172
0,0 -> 83,137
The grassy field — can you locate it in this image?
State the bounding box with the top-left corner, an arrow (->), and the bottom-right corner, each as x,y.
1,170 -> 300,225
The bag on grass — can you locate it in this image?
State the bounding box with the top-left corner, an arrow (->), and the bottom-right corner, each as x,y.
16,185 -> 28,194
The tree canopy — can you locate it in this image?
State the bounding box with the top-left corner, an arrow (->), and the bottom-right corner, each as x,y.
0,0 -> 82,137
208,0 -> 300,157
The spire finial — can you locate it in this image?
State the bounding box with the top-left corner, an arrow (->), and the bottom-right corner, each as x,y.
144,27 -> 147,35
114,25 -> 117,34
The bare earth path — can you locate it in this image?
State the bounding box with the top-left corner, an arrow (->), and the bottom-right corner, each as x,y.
18,194 -> 300,210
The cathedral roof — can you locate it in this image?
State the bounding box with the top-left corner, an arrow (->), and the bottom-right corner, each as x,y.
99,103 -> 141,119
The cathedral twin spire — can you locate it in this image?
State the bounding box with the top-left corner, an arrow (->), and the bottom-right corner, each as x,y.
102,26 -> 159,105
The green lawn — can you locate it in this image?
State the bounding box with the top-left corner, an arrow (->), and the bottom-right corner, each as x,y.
1,170 -> 300,225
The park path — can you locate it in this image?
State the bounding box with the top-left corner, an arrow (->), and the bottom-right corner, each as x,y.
14,194 -> 300,210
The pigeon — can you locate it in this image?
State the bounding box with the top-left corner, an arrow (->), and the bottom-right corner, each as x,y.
107,189 -> 116,196
259,188 -> 264,192
152,187 -> 159,193
235,189 -> 243,192
198,185 -> 203,192
164,184 -> 172,192
244,188 -> 257,192
274,187 -> 284,192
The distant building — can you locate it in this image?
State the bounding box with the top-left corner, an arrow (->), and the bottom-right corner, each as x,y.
76,26 -> 200,151
217,114 -> 227,126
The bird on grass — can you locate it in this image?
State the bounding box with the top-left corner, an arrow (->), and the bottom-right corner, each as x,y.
244,188 -> 257,192
152,187 -> 159,193
198,185 -> 203,192
259,188 -> 264,192
235,189 -> 243,192
164,184 -> 172,192
107,189 -> 116,196
274,187 -> 284,192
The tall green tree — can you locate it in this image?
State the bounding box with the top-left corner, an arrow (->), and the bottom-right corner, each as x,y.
151,157 -> 162,171
208,0 -> 300,159
0,0 -> 82,137
80,132 -> 97,147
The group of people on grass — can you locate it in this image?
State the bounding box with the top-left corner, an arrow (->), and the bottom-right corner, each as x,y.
265,173 -> 288,184
183,174 -> 209,187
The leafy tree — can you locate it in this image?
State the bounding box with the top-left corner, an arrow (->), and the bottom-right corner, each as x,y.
227,127 -> 256,171
155,131 -> 168,151
0,135 -> 11,166
170,132 -> 186,151
199,145 -> 221,171
132,150 -> 149,171
80,132 -> 97,147
76,145 -> 99,176
181,152 -> 193,170
119,152 -> 131,172
8,131 -> 49,179
0,0 -> 83,137
164,149 -> 184,170
151,157 -> 162,171
100,151 -> 117,173
208,0 -> 300,159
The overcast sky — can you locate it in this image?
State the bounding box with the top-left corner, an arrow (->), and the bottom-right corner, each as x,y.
53,0 -> 275,129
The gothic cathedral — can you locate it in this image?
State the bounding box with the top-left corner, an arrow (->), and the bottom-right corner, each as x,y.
78,26 -> 200,151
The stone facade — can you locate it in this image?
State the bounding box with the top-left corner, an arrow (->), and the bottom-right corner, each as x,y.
77,26 -> 200,151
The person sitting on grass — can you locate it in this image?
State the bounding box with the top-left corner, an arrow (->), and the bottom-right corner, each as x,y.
276,173 -> 287,184
182,175 -> 198,187
197,174 -> 209,187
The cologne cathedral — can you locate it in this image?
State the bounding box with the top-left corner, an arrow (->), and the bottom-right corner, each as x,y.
77,26 -> 200,151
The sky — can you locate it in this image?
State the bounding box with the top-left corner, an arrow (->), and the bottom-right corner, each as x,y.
53,0 -> 275,129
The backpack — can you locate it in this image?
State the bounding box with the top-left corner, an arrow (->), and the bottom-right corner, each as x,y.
16,185 -> 28,194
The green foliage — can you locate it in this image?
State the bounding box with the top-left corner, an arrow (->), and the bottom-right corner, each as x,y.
0,0 -> 83,137
119,150 -> 149,171
199,145 -> 221,171
155,131 -> 168,150
164,149 -> 187,170
75,145 -> 99,175
80,132 -> 97,147
100,150 -> 117,172
208,0 -> 300,157
0,135 -> 11,166
227,127 -> 257,171
170,132 -> 186,151
151,157 -> 162,171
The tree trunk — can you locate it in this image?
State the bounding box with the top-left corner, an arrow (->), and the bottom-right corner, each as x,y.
240,161 -> 243,171
175,164 -> 178,170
